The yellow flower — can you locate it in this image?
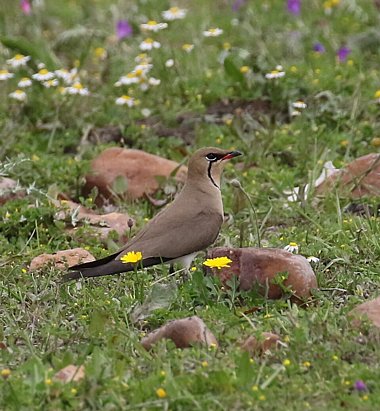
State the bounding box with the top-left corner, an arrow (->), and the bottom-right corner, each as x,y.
156,387 -> 167,398
374,90 -> 380,99
259,395 -> 266,401
332,355 -> 339,361
203,256 -> 232,270
120,251 -> 143,264
45,378 -> 52,385
71,388 -> 78,395
252,385 -> 259,392
1,369 -> 11,378
94,47 -> 107,60
283,359 -> 291,367
371,137 -> 380,147
240,65 -> 250,74
182,43 -> 194,53
201,361 -> 208,368
303,361 -> 311,368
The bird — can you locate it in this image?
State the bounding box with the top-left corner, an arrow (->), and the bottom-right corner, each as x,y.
63,147 -> 242,281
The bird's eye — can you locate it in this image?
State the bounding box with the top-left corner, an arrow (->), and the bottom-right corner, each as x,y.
205,153 -> 217,161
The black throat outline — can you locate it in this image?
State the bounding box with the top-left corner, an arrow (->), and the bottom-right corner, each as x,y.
207,161 -> 220,189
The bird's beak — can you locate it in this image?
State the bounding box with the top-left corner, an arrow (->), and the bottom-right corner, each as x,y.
221,151 -> 243,161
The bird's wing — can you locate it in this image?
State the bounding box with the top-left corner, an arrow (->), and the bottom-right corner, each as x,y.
117,205 -> 223,261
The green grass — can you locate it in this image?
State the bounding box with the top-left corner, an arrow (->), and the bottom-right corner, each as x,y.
1,0 -> 380,409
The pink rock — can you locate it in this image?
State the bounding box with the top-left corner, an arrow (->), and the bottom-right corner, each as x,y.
316,153 -> 380,198
53,199 -> 131,243
29,248 -> 95,272
141,316 -> 218,350
0,177 -> 25,205
241,332 -> 282,355
54,365 -> 85,383
349,296 -> 380,329
206,247 -> 317,300
83,147 -> 187,203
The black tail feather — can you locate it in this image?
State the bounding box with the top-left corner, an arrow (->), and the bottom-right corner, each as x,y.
62,256 -> 172,282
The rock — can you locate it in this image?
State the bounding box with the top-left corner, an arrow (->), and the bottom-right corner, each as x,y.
206,247 -> 317,300
54,365 -> 85,383
29,248 -> 95,271
0,177 -> 25,205
316,153 -> 380,198
53,199 -> 130,243
83,147 -> 187,203
241,332 -> 282,355
349,296 -> 380,330
141,316 -> 218,350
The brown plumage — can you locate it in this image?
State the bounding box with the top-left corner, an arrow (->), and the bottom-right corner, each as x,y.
63,147 -> 242,281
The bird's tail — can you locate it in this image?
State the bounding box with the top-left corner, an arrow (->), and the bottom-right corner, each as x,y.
62,254 -> 171,282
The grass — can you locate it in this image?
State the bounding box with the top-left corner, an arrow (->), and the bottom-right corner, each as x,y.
1,0 -> 380,409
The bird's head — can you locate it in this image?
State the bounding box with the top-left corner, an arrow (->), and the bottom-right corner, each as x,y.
187,147 -> 242,189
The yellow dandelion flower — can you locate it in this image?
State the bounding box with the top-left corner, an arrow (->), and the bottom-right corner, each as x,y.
120,251 -> 143,264
303,361 -> 311,368
1,369 -> 11,378
283,359 -> 291,367
94,47 -> 107,60
156,387 -> 167,398
203,256 -> 232,270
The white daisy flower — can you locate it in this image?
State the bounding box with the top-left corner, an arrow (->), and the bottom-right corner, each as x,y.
203,28 -> 223,37
55,68 -> 77,84
307,256 -> 320,264
265,69 -> 285,79
117,73 -> 139,86
9,89 -> 27,101
292,100 -> 307,109
140,20 -> 168,32
6,54 -> 31,68
182,43 -> 194,53
284,242 -> 299,254
134,53 -> 152,63
66,82 -> 90,95
148,77 -> 161,86
141,108 -> 151,117
115,95 -> 135,107
139,78 -> 150,91
32,68 -> 55,81
134,63 -> 153,74
0,69 -> 14,80
18,77 -> 32,87
37,63 -> 46,69
165,59 -> 174,67
162,6 -> 187,20
139,38 -> 161,51
42,79 -> 59,88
